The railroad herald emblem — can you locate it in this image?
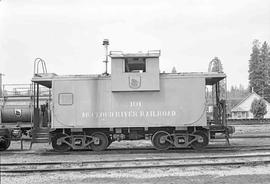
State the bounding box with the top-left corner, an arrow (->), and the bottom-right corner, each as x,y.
14,109 -> 22,117
129,76 -> 141,89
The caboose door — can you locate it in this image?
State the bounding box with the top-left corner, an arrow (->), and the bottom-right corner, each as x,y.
52,80 -> 76,128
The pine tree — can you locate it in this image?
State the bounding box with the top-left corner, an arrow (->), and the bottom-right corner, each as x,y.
209,57 -> 226,99
171,66 -> 177,73
211,57 -> 224,73
260,41 -> 270,101
249,40 -> 270,102
249,40 -> 264,95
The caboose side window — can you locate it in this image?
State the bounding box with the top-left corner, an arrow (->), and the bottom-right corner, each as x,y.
58,93 -> 73,105
125,58 -> 146,73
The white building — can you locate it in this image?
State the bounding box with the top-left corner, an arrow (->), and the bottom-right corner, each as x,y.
231,92 -> 270,119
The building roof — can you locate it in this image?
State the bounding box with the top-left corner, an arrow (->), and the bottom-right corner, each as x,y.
232,106 -> 246,112
231,92 -> 270,112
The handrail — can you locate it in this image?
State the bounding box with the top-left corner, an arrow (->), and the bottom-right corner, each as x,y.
34,58 -> 47,75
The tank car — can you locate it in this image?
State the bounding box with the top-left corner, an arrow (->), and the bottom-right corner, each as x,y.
0,84 -> 49,150
28,49 -> 233,152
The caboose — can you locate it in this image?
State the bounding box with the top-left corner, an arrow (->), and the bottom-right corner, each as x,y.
29,49 -> 233,151
0,47 -> 233,151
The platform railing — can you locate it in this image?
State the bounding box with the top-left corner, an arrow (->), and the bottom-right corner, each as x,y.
2,84 -> 50,97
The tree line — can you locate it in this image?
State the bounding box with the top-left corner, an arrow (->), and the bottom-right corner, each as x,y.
249,40 -> 270,102
248,40 -> 270,118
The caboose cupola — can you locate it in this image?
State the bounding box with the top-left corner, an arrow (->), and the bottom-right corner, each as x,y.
110,50 -> 161,92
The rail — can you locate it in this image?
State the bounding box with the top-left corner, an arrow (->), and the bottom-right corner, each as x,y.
2,152 -> 270,173
227,118 -> 270,125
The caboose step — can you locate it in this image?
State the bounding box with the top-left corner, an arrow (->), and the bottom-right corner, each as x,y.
30,128 -> 50,149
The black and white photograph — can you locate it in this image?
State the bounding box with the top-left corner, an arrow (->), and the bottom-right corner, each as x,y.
0,0 -> 270,183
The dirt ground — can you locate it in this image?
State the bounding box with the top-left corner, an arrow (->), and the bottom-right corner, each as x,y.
1,124 -> 270,184
233,124 -> 270,135
2,164 -> 270,184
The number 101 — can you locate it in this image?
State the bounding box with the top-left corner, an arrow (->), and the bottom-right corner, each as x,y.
130,101 -> 142,107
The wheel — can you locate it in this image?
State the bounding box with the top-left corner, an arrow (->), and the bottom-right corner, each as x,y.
151,131 -> 172,150
190,131 -> 209,150
90,132 -> 109,151
51,133 -> 71,152
0,136 -> 11,151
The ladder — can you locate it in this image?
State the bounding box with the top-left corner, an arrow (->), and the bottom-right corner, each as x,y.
30,58 -> 50,149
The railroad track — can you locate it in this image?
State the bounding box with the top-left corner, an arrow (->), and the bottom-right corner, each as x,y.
217,135 -> 270,139
227,118 -> 270,125
1,152 -> 270,173
1,144 -> 270,156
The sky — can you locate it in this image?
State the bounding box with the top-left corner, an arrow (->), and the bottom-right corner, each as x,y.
0,0 -> 270,89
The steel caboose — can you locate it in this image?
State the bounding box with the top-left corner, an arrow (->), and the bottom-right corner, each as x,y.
0,48 -> 233,151
28,50 -> 232,151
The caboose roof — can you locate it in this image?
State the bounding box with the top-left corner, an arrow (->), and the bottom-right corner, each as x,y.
32,73 -> 108,88
32,72 -> 225,88
110,50 -> 161,58
160,72 -> 226,85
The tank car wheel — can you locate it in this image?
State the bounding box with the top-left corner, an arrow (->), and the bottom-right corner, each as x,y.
0,136 -> 11,151
190,131 -> 209,150
51,133 -> 71,152
90,132 -> 109,151
151,131 -> 172,150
